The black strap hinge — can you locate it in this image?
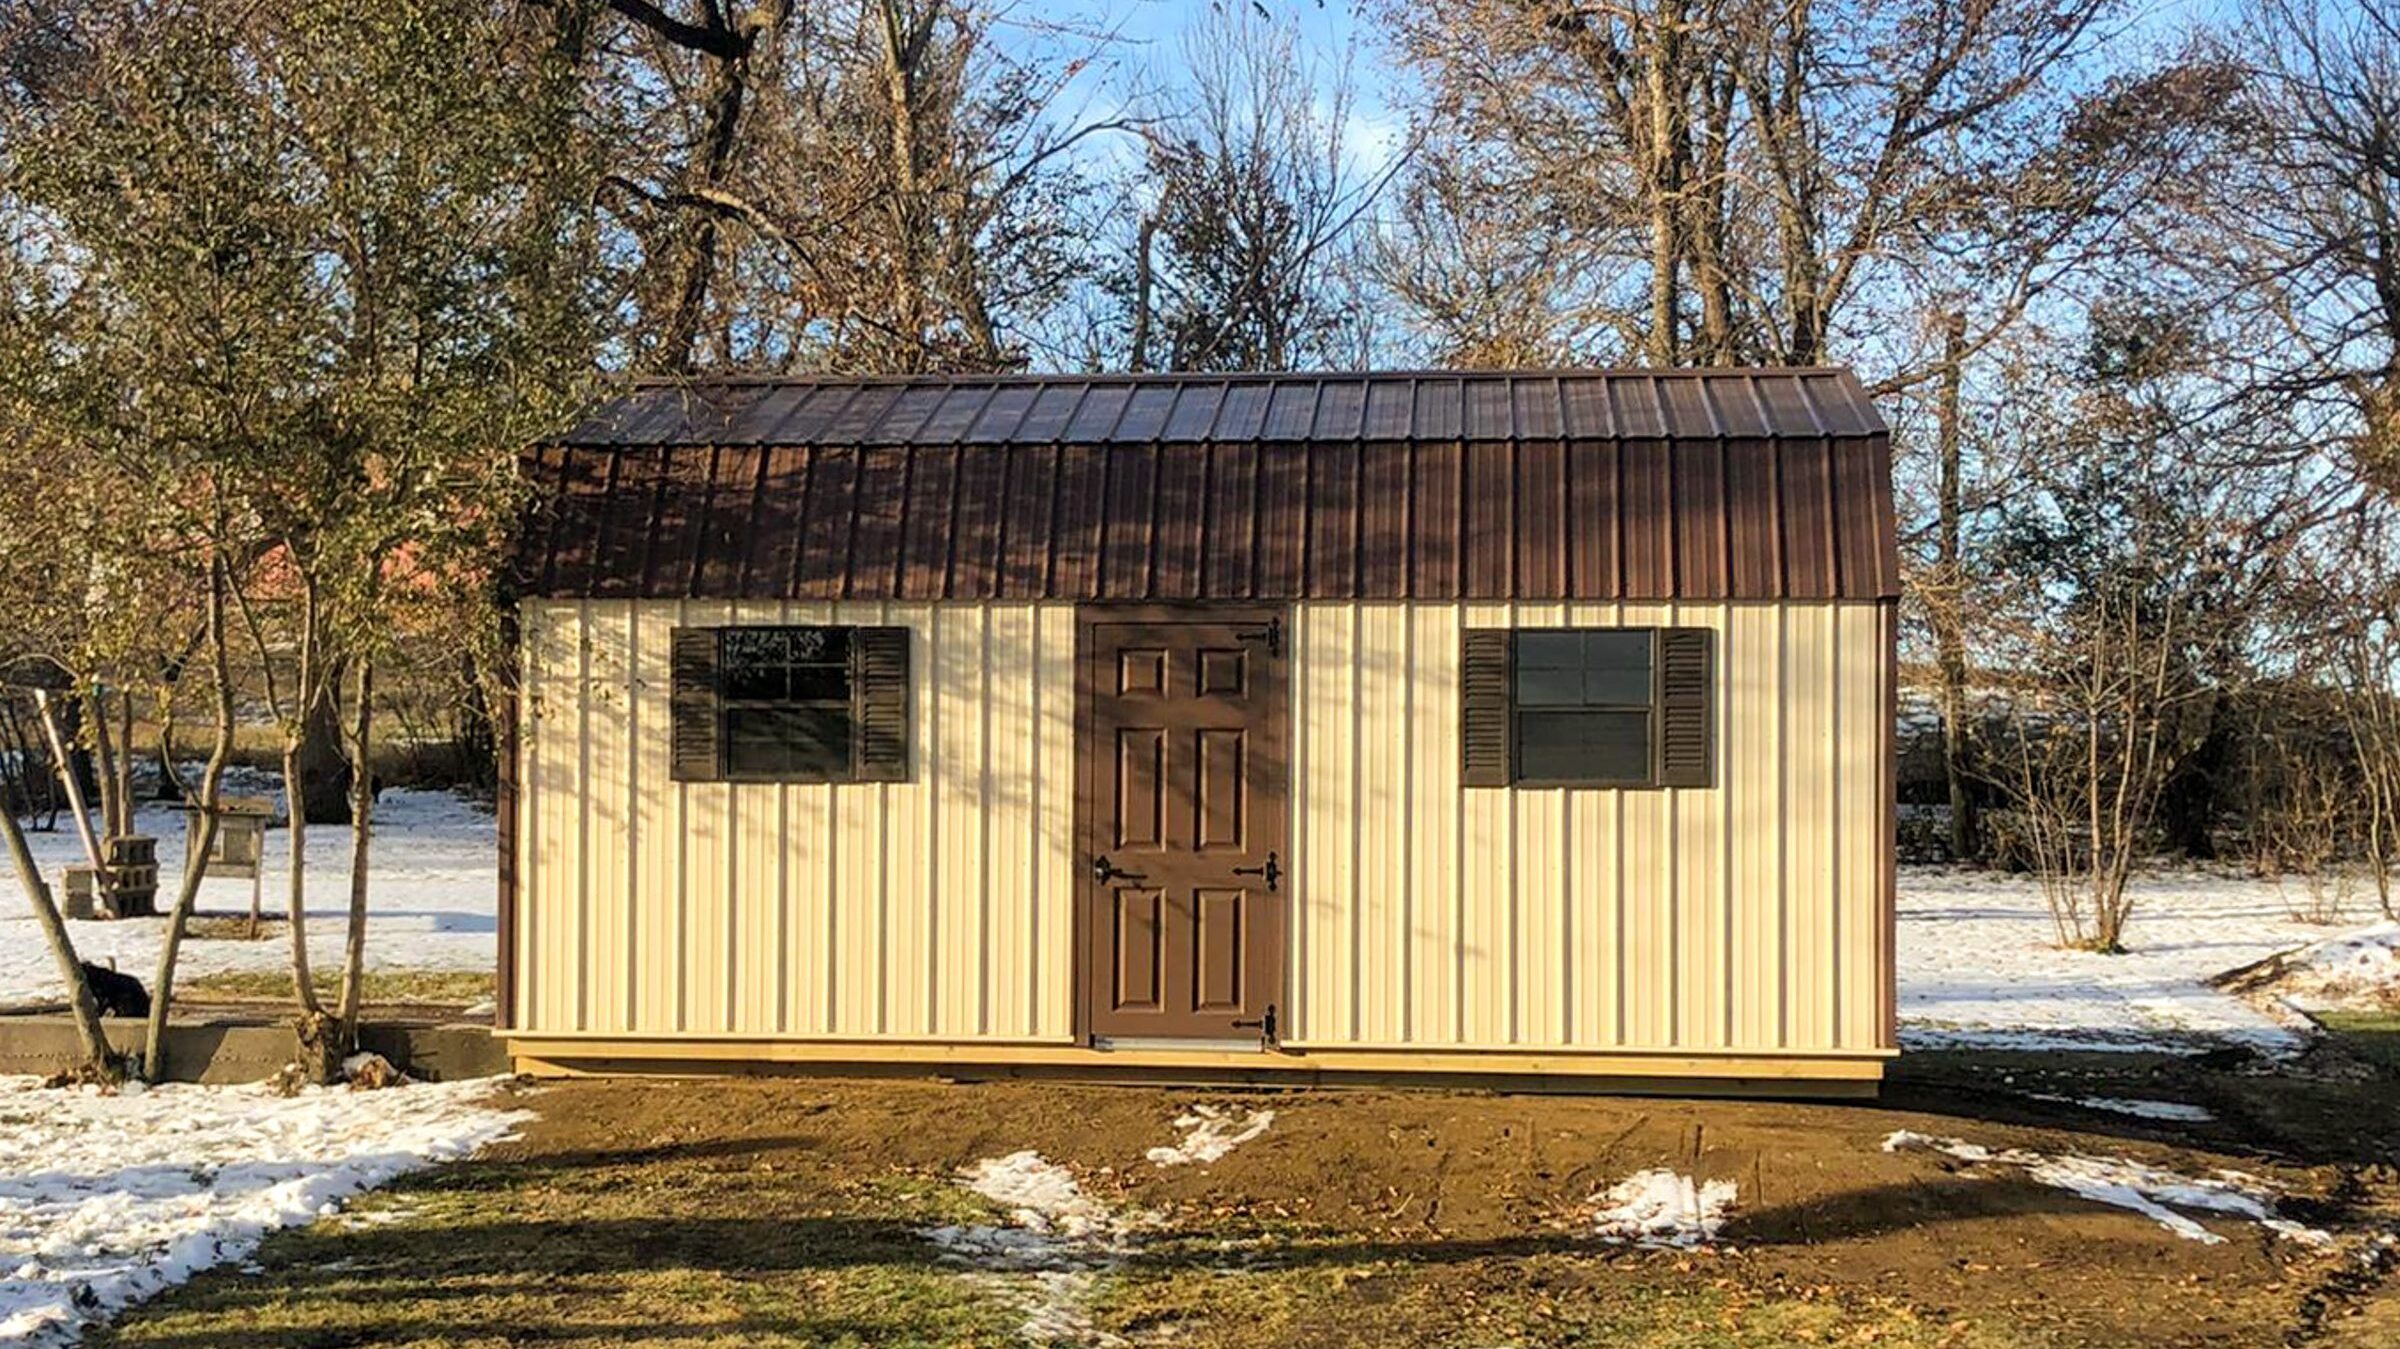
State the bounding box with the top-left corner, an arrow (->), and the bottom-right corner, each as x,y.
1235,616 -> 1283,657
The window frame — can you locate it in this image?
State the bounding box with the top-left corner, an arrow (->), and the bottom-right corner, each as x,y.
1507,627 -> 1664,789
711,624 -> 864,784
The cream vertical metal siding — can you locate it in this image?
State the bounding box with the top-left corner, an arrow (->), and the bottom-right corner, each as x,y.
1283,600 -> 1895,1056
517,600 -> 1081,1041
517,597 -> 1894,1061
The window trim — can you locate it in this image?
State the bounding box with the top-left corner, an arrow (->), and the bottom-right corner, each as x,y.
1507,628 -> 1664,789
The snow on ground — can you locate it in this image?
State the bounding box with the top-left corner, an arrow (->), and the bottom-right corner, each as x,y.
0,1074 -> 530,1346
923,1151 -> 1143,1346
1145,1105 -> 1273,1167
2026,1095 -> 2217,1123
2240,921 -> 2400,1015
1580,1170 -> 1737,1249
1882,1130 -> 2330,1247
1898,866 -> 2385,1053
0,790 -> 494,1012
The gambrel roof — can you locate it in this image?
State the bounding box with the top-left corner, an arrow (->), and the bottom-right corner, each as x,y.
522,368 -> 1897,602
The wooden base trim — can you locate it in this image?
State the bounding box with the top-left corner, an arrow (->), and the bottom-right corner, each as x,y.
502,1035 -> 1891,1088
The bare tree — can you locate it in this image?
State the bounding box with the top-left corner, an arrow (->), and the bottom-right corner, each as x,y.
1377,0 -> 2174,389
578,0 -> 1113,372
2170,0 -> 2400,492
1978,307 -> 2288,950
1112,7 -> 1393,372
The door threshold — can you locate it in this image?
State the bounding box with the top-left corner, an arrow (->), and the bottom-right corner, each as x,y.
1091,1036 -> 1263,1054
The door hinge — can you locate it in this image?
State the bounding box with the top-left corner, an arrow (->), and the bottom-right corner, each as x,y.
1231,1002 -> 1279,1050
1235,616 -> 1283,657
1230,850 -> 1281,892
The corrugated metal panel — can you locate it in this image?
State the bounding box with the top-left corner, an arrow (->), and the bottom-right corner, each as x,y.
514,595 -> 1895,1059
528,369 -> 1899,602
1281,599 -> 1893,1054
516,599 -> 1081,1042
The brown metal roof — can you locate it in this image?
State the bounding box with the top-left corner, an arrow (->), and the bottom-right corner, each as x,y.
523,369 -> 1898,602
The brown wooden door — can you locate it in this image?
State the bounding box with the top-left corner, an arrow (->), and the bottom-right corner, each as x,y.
1078,610 -> 1288,1043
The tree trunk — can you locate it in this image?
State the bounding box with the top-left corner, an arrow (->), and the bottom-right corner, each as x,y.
1933,311 -> 1978,863
0,796 -> 116,1077
33,692 -> 108,893
336,657 -> 377,1050
1129,212 -> 1157,373
660,10 -> 753,371
282,579 -> 324,1007
295,682 -> 352,824
86,687 -> 121,841
1643,9 -> 1684,365
143,555 -> 237,1083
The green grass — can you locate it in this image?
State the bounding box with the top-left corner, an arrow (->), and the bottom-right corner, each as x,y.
2319,1010 -> 2400,1071
179,967 -> 493,1006
93,1162 -> 1021,1348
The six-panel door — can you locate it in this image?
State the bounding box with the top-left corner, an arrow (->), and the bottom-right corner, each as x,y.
1079,611 -> 1289,1041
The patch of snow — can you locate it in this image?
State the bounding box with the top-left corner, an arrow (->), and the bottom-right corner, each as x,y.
2020,1093 -> 2217,1122
2079,1097 -> 2216,1122
2243,922 -> 2400,1015
1881,1130 -> 2330,1246
1582,1170 -> 1737,1249
923,1152 -> 1142,1347
1145,1105 -> 1273,1167
1897,865 -> 2383,1053
0,1074 -> 530,1345
1,789 -> 495,1013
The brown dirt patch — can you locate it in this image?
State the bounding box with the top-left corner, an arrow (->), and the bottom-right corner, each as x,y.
489,1077 -> 2374,1345
91,1060 -> 2400,1348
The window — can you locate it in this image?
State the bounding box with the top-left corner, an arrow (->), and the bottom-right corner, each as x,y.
1460,626 -> 1712,789
1512,630 -> 1656,785
721,627 -> 854,778
671,625 -> 911,783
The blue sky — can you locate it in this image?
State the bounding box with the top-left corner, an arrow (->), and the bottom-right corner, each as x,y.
1000,0 -> 1407,177
1004,0 -> 2247,191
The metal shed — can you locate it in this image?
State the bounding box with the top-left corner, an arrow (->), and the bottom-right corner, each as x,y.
503,368 -> 1898,1093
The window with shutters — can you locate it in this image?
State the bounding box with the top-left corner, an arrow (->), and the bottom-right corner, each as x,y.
670,625 -> 912,783
1460,626 -> 1712,789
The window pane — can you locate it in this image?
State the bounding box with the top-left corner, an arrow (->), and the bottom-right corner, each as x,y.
1515,666 -> 1587,706
725,706 -> 853,777
1513,631 -> 1585,671
722,661 -> 789,702
1580,631 -> 1654,704
1516,710 -> 1651,784
788,665 -> 851,701
722,627 -> 794,666
1512,629 -> 1654,706
786,627 -> 850,664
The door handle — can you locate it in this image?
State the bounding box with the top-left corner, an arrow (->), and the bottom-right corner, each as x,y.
1231,850 -> 1281,892
1091,854 -> 1146,885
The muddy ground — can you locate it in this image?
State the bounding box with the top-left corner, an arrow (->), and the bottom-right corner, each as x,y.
92,1037 -> 2400,1348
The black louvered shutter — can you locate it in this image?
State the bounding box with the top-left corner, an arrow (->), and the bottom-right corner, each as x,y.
1656,627 -> 1713,788
670,627 -> 722,781
852,626 -> 912,782
1461,629 -> 1514,787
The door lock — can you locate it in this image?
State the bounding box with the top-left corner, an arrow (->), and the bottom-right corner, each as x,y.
1090,854 -> 1146,885
1231,850 -> 1281,892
